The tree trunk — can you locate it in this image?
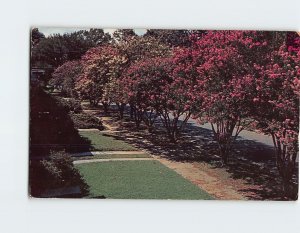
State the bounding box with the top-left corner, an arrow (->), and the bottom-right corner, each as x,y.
142,109 -> 157,133
130,104 -> 134,119
271,133 -> 298,199
89,99 -> 98,107
132,106 -> 143,129
168,130 -> 178,143
102,102 -> 109,114
219,143 -> 230,165
116,103 -> 125,119
210,120 -> 241,165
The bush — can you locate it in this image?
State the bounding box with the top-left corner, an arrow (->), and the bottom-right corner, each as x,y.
69,112 -> 104,130
29,151 -> 89,197
55,97 -> 82,113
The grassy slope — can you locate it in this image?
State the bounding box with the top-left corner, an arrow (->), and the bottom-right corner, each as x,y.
79,131 -> 137,151
76,160 -> 213,200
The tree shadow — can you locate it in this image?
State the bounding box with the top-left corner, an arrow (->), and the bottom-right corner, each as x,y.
109,111 -> 298,200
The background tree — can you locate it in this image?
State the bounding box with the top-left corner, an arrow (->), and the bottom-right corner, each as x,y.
31,28 -> 45,48
31,28 -> 112,70
144,29 -> 192,47
113,29 -> 137,42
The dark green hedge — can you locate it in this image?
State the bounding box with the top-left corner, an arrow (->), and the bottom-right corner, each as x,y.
69,112 -> 104,130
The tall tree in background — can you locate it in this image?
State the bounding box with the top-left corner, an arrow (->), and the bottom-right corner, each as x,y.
113,29 -> 137,42
144,29 -> 193,47
31,28 -> 45,48
31,28 -> 112,69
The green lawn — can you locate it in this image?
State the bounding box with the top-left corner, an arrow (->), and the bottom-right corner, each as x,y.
79,131 -> 137,151
76,160 -> 213,200
73,153 -> 150,160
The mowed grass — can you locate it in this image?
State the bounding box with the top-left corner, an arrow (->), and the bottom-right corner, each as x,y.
73,153 -> 150,160
76,160 -> 214,200
79,131 -> 137,151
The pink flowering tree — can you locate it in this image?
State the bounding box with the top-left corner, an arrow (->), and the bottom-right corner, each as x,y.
252,33 -> 300,198
122,56 -> 194,141
75,45 -> 127,109
50,60 -> 83,97
183,31 -> 271,164
121,58 -> 171,131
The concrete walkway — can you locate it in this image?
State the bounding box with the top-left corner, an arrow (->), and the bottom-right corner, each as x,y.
72,150 -> 147,157
74,157 -> 154,164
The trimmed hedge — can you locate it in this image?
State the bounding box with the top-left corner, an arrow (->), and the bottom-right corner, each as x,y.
55,97 -> 82,113
69,112 -> 104,130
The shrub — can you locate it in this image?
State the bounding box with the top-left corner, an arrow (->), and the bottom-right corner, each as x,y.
55,97 -> 82,113
69,112 -> 104,130
29,151 -> 89,197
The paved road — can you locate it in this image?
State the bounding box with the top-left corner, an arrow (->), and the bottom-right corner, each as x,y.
109,104 -> 275,147
179,116 -> 274,147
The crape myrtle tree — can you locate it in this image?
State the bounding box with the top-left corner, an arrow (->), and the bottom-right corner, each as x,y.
252,33 -> 300,198
122,56 -> 195,141
50,60 -> 83,97
95,29 -> 138,117
121,57 -> 173,131
75,45 -> 127,109
116,36 -> 171,119
183,31 -> 270,164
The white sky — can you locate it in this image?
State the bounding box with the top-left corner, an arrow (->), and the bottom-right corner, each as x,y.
38,27 -> 147,37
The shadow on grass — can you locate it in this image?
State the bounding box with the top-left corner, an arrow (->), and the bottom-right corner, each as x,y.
107,111 -> 298,200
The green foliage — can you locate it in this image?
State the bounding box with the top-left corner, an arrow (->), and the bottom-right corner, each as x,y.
31,28 -> 112,69
113,29 -> 137,42
69,112 -> 103,130
144,29 -> 192,47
